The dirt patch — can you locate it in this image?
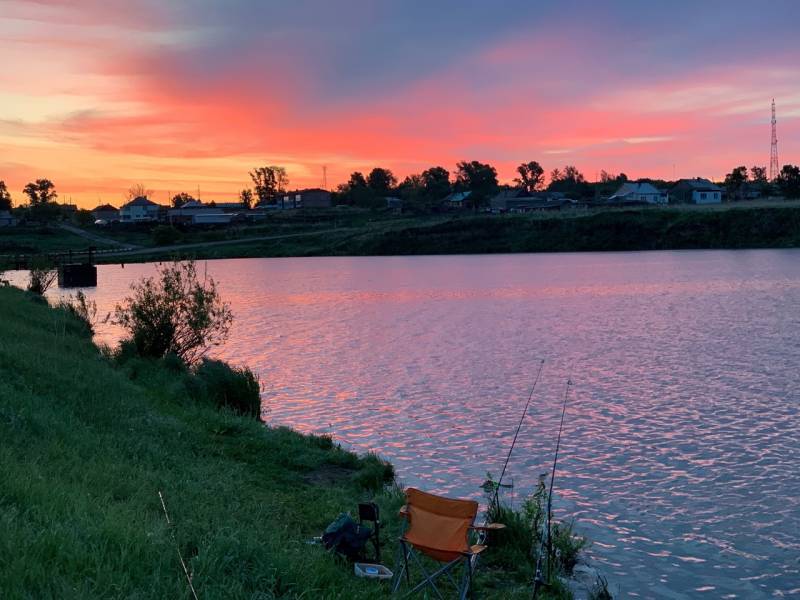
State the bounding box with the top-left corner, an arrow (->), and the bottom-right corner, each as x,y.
302,464 -> 356,486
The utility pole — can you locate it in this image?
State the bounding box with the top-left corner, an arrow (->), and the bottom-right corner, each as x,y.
322,165 -> 328,190
770,99 -> 779,181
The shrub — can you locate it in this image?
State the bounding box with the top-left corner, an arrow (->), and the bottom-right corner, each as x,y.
114,260 -> 233,363
27,257 -> 57,295
191,358 -> 261,420
353,452 -> 395,491
151,224 -> 182,246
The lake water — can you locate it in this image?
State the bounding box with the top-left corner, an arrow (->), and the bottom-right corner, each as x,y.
8,250 -> 800,598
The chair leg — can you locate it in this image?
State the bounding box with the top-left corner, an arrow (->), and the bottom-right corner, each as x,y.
459,558 -> 473,600
392,541 -> 409,594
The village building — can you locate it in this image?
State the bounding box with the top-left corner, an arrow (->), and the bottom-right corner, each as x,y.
90,203 -> 119,222
0,210 -> 18,227
120,196 -> 161,222
670,178 -> 723,204
490,188 -> 576,213
607,181 -> 667,204
276,188 -> 332,209
443,191 -> 472,209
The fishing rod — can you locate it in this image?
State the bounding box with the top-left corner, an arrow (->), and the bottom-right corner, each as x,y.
489,359 -> 546,513
531,377 -> 572,600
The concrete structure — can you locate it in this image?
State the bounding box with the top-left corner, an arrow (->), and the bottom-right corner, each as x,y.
91,203 -> 119,222
278,188 -> 332,209
608,181 -> 667,204
670,179 -> 723,204
0,210 -> 18,227
120,196 -> 160,222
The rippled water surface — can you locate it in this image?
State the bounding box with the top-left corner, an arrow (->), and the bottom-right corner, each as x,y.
13,250 -> 800,598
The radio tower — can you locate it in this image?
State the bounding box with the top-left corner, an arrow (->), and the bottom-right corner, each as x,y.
770,99 -> 779,181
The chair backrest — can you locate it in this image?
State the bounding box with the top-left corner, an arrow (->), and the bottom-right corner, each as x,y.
403,488 -> 478,561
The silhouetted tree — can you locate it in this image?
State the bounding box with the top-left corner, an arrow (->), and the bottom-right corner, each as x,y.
171,192 -> 195,208
547,165 -> 592,198
367,168 -> 397,196
455,160 -> 498,211
777,164 -> 800,198
562,165 -> 585,183
0,180 -> 12,211
250,166 -> 288,205
599,170 -> 627,184
514,161 -> 545,193
336,171 -> 376,207
724,166 -> 748,200
239,189 -> 254,209
22,179 -> 57,205
750,166 -> 768,183
125,183 -> 152,201
421,166 -> 451,200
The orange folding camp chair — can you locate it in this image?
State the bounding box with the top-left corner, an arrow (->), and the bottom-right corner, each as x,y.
391,487 -> 505,599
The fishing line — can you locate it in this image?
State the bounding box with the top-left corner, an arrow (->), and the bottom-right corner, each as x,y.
490,358 -> 545,511
532,376 -> 572,599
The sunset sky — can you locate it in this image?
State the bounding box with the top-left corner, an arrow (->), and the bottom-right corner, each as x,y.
1,0 -> 799,208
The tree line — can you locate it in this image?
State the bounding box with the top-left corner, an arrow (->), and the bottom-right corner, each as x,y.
2,158 -> 800,221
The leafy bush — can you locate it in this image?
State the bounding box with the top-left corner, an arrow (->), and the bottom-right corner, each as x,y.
114,260 -> 233,363
151,224 -> 182,246
27,257 -> 57,295
191,358 -> 261,420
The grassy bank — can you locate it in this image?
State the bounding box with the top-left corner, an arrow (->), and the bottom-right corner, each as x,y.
0,284 -> 400,598
84,204 -> 800,264
0,285 -> 584,598
0,225 -> 109,255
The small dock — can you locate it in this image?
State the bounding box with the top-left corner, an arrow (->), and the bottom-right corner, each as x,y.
1,247 -> 98,287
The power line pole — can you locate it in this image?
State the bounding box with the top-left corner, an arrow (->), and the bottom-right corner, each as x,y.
322,165 -> 328,190
770,99 -> 779,181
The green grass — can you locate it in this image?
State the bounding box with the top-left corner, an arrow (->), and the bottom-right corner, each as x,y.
0,226 -> 104,254
0,284 -> 404,599
0,285 -> 567,598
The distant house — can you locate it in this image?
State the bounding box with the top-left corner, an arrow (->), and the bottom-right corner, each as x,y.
120,196 -> 160,222
385,197 -> 403,212
607,181 -> 667,205
91,203 -> 119,222
213,202 -> 248,212
275,188 -> 332,209
491,188 -> 576,213
444,191 -> 472,209
0,210 -> 18,227
670,179 -> 722,204
168,200 -> 209,224
191,212 -> 234,226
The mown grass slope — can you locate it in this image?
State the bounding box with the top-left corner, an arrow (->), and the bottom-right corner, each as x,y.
0,285 -> 399,599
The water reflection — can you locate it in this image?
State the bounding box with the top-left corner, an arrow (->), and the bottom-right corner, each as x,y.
9,249 -> 800,598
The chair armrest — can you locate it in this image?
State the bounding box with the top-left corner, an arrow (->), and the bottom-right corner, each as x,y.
470,522 -> 506,531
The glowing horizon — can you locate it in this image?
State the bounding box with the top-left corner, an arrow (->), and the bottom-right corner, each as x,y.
1,0 -> 799,208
